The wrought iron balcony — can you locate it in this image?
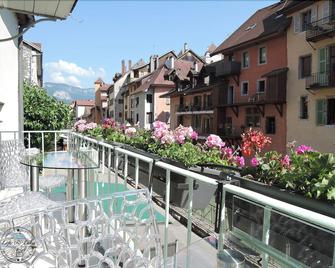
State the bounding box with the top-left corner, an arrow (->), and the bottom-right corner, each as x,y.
306,71 -> 335,89
176,104 -> 214,114
306,14 -> 335,42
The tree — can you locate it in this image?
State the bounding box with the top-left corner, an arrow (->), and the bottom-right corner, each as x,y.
23,82 -> 74,149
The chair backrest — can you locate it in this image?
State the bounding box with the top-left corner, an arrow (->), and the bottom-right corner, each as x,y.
0,139 -> 28,189
0,189 -> 162,267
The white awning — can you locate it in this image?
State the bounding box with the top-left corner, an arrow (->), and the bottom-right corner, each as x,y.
0,0 -> 77,19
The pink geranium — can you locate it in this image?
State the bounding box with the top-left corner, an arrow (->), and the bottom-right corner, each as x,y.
205,134 -> 225,149
236,156 -> 245,167
153,121 -> 168,130
296,145 -> 313,154
281,155 -> 291,167
160,131 -> 175,144
125,127 -> 136,137
221,147 -> 233,159
250,157 -> 259,167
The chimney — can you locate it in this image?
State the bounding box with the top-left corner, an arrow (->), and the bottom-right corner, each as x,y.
184,42 -> 188,53
155,56 -> 159,69
150,56 -> 155,72
128,60 -> 132,72
121,60 -> 126,75
194,61 -> 198,72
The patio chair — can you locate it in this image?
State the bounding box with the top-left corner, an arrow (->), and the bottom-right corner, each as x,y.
0,189 -> 162,267
0,139 -> 67,194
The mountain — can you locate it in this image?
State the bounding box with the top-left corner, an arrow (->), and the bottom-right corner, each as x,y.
44,82 -> 95,103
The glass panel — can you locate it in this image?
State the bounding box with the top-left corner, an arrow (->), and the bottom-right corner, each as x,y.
232,197 -> 264,241
269,211 -> 334,267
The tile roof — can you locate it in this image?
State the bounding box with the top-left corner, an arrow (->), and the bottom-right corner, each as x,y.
99,84 -> 110,92
206,43 -> 217,54
212,1 -> 290,55
75,100 -> 95,106
95,78 -> 104,84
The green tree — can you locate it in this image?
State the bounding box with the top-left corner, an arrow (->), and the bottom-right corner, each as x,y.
23,82 -> 74,149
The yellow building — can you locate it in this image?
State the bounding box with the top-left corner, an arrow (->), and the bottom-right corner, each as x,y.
285,0 -> 335,152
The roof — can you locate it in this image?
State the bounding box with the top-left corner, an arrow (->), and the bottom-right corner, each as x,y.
95,78 -> 104,84
132,59 -> 147,70
0,0 -> 78,19
178,49 -> 206,63
23,41 -> 42,52
169,59 -> 202,81
75,100 -> 95,107
212,1 -> 290,55
206,43 -> 217,54
279,0 -> 315,15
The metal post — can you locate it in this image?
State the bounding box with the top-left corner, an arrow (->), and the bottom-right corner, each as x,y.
101,146 -> 105,173
41,132 -> 44,154
135,158 -> 139,189
107,148 -> 111,193
54,132 -> 57,152
163,170 -> 171,268
78,168 -> 87,267
186,177 -> 194,268
30,166 -> 39,192
148,161 -> 153,195
114,150 -> 119,192
262,206 -> 271,268
67,169 -> 75,223
28,132 -> 31,149
218,188 -> 226,252
215,182 -> 223,233
124,154 -> 128,189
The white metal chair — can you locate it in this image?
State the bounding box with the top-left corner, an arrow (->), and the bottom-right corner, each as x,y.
0,189 -> 162,267
0,139 -> 67,194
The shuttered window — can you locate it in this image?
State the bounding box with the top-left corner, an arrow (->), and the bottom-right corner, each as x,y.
316,99 -> 327,125
299,55 -> 312,78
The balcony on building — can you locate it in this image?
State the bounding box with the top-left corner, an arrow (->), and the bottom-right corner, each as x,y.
306,14 -> 335,42
306,70 -> 335,90
176,104 -> 214,115
209,60 -> 241,77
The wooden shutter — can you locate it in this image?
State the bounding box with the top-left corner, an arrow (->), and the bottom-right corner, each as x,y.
323,0 -> 330,23
316,99 -> 327,125
294,14 -> 301,33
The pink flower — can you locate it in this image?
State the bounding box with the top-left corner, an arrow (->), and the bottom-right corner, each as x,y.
160,131 -> 175,144
205,134 -> 225,149
176,134 -> 185,144
221,147 -> 233,159
250,157 -> 259,167
125,127 -> 136,137
191,131 -> 198,140
281,155 -> 291,167
153,121 -> 168,130
77,124 -> 86,133
296,145 -> 313,154
236,156 -> 245,167
85,122 -> 97,130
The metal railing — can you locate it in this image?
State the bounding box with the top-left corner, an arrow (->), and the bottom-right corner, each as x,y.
176,104 -> 214,113
1,129 -> 335,267
306,70 -> 335,89
306,14 -> 335,42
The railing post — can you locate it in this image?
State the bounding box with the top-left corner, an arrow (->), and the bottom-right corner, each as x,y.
107,148 -> 111,193
41,132 -> 44,154
163,169 -> 171,268
218,187 -> 226,252
54,132 -> 57,152
215,182 -> 223,233
102,145 -> 105,173
186,177 -> 194,268
28,132 -> 31,149
114,150 -> 119,192
135,158 -> 139,189
262,206 -> 271,268
124,154 -> 128,189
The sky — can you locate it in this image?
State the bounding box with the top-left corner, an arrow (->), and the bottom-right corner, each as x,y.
25,0 -> 277,88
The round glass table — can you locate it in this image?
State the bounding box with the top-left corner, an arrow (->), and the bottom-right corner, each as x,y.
21,150 -> 99,221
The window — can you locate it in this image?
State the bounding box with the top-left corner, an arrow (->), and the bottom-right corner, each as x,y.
146,112 -> 153,124
299,55 -> 312,78
192,115 -> 201,129
257,80 -> 266,93
241,81 -> 249,96
259,47 -> 266,64
119,112 -> 122,118
301,10 -> 311,32
166,98 -> 170,105
300,96 -> 308,119
136,113 -> 139,123
146,94 -> 153,103
316,98 -> 335,125
136,97 -> 139,107
245,107 -> 260,128
266,117 -> 276,134
193,96 -> 202,110
242,51 -> 249,68
118,99 -> 124,104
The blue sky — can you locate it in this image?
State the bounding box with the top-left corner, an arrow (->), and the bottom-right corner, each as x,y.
26,0 -> 277,88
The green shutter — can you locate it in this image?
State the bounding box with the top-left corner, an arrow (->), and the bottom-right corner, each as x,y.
316,99 -> 327,125
318,47 -> 329,86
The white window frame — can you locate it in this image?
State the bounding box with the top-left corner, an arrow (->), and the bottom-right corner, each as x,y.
258,46 -> 267,65
241,81 -> 249,96
242,50 -> 249,69
256,79 -> 266,93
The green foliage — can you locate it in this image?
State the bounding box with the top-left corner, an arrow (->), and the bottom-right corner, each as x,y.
23,82 -> 73,149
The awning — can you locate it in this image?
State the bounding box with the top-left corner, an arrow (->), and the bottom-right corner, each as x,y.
0,0 -> 78,19
262,67 -> 289,78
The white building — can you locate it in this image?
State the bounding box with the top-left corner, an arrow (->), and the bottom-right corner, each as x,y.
22,40 -> 43,86
73,100 -> 95,119
0,1 -> 77,138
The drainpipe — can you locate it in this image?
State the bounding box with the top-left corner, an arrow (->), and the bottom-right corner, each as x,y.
18,35 -> 24,140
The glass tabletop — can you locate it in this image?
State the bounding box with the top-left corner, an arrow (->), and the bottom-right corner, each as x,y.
20,150 -> 99,170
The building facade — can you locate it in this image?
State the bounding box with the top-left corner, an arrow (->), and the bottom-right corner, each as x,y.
93,78 -> 109,123
284,0 -> 335,152
72,100 -> 95,119
22,40 -> 43,87
211,2 -> 290,152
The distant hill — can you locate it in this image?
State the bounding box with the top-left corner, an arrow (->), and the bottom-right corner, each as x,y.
44,82 -> 95,103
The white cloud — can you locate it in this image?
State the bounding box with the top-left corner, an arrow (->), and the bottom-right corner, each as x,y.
45,60 -> 106,87
53,90 -> 72,100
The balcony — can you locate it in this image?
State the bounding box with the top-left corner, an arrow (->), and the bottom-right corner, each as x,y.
176,104 -> 214,114
306,71 -> 335,90
215,61 -> 241,76
306,14 -> 335,42
0,130 -> 334,267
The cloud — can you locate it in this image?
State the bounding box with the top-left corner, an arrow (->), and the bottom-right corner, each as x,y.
53,90 -> 72,101
45,60 -> 106,87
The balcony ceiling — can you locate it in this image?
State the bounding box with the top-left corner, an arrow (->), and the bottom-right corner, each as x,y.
0,0 -> 78,19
